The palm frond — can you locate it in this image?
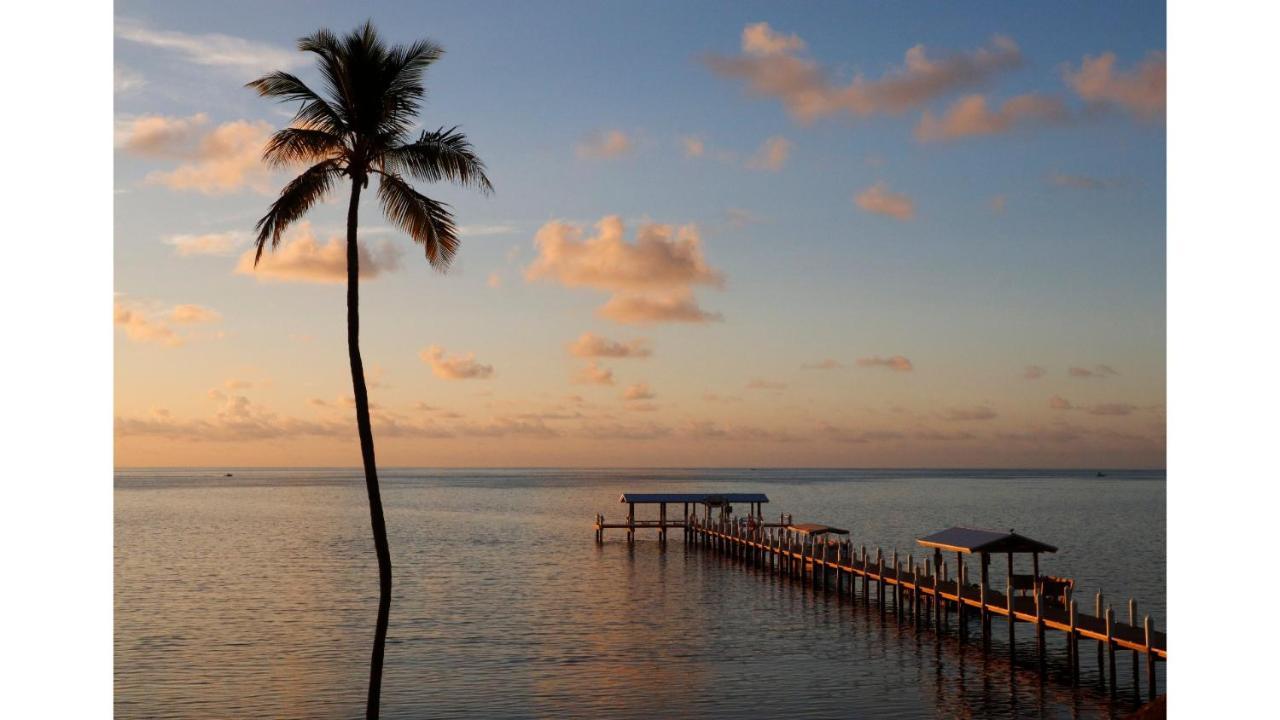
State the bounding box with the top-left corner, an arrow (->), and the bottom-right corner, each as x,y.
245,71 -> 348,135
375,171 -> 458,270
384,127 -> 493,194
252,159 -> 344,265
262,127 -> 346,168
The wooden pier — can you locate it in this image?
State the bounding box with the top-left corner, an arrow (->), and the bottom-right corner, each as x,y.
594,495 -> 1165,701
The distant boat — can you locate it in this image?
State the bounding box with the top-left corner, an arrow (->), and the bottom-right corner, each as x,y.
1095,471 -> 1106,477
225,473 -> 233,477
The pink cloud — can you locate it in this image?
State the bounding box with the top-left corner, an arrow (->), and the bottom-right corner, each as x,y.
568,332 -> 652,358
622,382 -> 656,401
915,93 -> 1068,142
419,346 -> 494,380
118,113 -> 274,194
573,361 -> 615,386
707,26 -> 1022,124
1063,51 -> 1165,120
856,355 -> 914,372
235,222 -> 401,284
577,129 -> 632,159
855,182 -> 915,221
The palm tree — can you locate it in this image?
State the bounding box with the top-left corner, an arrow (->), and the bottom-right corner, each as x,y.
247,22 -> 491,717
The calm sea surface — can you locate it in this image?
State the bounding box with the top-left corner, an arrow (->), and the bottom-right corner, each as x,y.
115,468 -> 1165,719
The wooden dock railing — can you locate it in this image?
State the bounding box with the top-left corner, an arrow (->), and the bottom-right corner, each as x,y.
677,515 -> 1165,700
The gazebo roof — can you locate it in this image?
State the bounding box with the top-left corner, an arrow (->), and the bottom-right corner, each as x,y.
789,523 -> 850,536
916,527 -> 1057,554
618,492 -> 768,504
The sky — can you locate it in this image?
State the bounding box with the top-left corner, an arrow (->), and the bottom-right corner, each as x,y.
113,0 -> 1166,468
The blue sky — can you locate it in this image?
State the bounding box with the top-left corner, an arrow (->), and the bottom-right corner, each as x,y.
114,0 -> 1166,467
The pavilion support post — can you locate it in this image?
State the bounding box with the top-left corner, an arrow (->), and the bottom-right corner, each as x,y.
934,552 -> 943,631
1007,578 -> 1015,658
627,502 -> 635,544
957,552 -> 967,644
659,502 -> 667,545
895,557 -> 903,620
1069,599 -> 1079,685
877,548 -> 885,614
1106,606 -> 1117,696
1129,599 -> 1139,697
1096,592 -> 1105,681
1035,580 -> 1045,667
980,552 -> 990,644
862,546 -> 870,604
1144,616 -> 1156,701
942,562 -> 950,631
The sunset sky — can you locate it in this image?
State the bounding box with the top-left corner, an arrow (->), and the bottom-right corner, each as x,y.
114,0 -> 1166,467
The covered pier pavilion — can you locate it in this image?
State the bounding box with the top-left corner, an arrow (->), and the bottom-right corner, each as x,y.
594,492 -> 770,543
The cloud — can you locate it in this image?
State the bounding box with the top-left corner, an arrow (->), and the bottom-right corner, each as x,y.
116,113 -> 210,157
597,291 -> 722,324
1049,395 -> 1073,410
725,208 -> 763,229
803,358 -> 843,370
170,304 -> 221,324
1023,365 -> 1046,380
746,136 -> 791,171
577,129 -> 633,159
706,26 -> 1022,124
573,361 -> 615,386
1049,172 -> 1108,190
165,231 -> 248,256
856,355 -> 914,372
568,332 -> 652,358
990,194 -> 1008,214
746,378 -> 787,390
525,216 -> 725,325
1069,364 -> 1119,379
1063,51 -> 1165,121
235,222 -> 401,283
114,299 -> 221,347
117,113 -> 273,194
681,136 -> 706,157
459,224 -> 519,237
419,346 -> 494,380
941,405 -> 998,421
915,93 -> 1068,142
741,22 -> 806,57
114,66 -> 145,94
115,18 -> 300,75
1088,402 -> 1137,416
486,272 -> 503,288
702,392 -> 742,403
622,382 -> 656,401
818,424 -> 906,444
855,182 -> 915,221
114,302 -> 181,347
680,420 -> 800,443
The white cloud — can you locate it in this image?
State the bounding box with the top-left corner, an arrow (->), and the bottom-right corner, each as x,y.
115,18 -> 300,75
166,231 -> 248,256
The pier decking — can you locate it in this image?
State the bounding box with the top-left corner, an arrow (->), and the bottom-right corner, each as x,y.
594,496 -> 1165,701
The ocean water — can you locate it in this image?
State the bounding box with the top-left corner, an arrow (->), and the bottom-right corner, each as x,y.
115,468 -> 1166,719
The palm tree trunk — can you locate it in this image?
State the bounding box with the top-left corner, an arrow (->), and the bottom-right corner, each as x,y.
346,179 -> 392,719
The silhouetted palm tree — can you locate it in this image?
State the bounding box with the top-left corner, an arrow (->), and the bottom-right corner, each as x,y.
247,21 -> 491,718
